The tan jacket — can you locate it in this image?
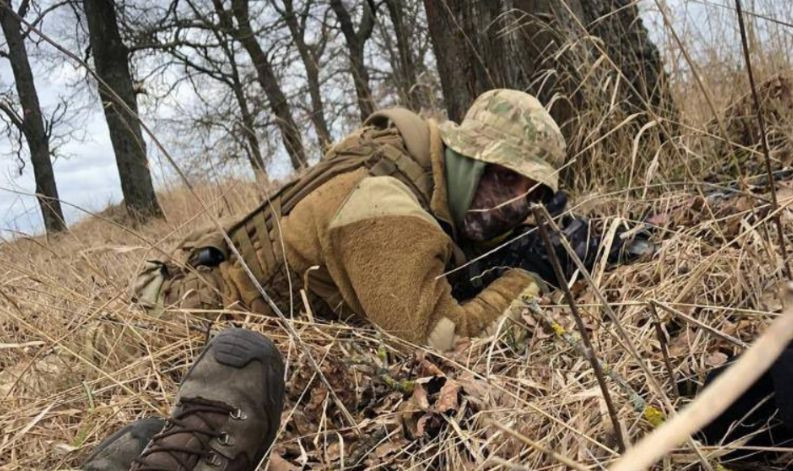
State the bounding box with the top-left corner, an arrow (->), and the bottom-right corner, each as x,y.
276,113 -> 536,348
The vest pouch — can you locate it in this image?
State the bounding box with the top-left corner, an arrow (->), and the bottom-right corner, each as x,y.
130,259 -> 229,317
161,263 -> 229,315
131,219 -> 247,317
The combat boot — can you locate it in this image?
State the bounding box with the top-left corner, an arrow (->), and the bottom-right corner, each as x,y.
131,328 -> 285,470
82,417 -> 165,470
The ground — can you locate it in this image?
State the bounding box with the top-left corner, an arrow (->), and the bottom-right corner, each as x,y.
2,160 -> 792,470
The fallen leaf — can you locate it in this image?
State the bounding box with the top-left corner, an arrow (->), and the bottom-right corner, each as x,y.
669,324 -> 694,358
418,358 -> 445,377
373,440 -> 405,459
434,379 -> 460,414
269,453 -> 301,471
412,383 -> 430,411
706,351 -> 729,368
646,212 -> 668,226
759,280 -> 787,312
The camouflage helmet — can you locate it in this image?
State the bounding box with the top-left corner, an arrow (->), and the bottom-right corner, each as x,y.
438,89 -> 566,192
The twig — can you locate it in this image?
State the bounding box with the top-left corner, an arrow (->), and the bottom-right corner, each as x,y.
610,282 -> 793,471
532,205 -> 715,470
532,205 -> 627,452
489,420 -> 590,471
524,300 -> 662,426
652,300 -> 749,349
649,303 -> 679,400
734,0 -> 792,280
533,205 -> 669,406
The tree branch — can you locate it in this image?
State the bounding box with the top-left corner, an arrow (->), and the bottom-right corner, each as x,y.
0,95 -> 23,130
16,0 -> 29,17
20,0 -> 69,40
358,0 -> 377,42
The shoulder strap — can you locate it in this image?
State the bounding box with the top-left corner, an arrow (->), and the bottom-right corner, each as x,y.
365,107 -> 431,168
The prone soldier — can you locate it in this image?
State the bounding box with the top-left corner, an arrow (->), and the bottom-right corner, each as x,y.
134,89 -> 565,350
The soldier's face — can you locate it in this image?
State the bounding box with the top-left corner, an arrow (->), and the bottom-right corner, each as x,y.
461,164 -> 540,241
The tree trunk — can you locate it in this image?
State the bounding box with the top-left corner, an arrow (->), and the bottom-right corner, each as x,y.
222,37 -> 267,177
280,0 -> 332,149
83,0 -> 163,222
232,83 -> 267,177
329,0 -> 375,120
424,0 -> 674,130
385,0 -> 421,110
228,0 -> 307,170
0,0 -> 66,234
423,0 -> 504,123
577,0 -> 676,120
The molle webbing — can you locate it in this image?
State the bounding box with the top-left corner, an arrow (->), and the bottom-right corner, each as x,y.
227,125 -> 434,309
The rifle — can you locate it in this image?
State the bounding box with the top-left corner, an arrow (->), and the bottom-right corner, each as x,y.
450,192 -> 655,300
704,167 -> 793,201
450,164 -> 793,300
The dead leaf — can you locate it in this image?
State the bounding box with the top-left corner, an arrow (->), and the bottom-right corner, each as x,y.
269,453 -> 301,471
417,358 -> 445,377
669,324 -> 694,358
434,379 -> 460,414
416,412 -> 443,438
458,371 -> 488,392
416,414 -> 430,436
759,280 -> 787,312
411,382 -> 430,411
399,383 -> 429,438
706,351 -> 729,368
399,376 -> 465,439
373,440 -> 404,459
646,212 -> 668,226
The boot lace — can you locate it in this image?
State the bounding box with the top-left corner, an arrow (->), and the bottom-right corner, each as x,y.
132,398 -> 235,470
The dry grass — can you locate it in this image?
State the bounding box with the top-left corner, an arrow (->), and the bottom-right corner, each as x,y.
5,2 -> 793,470
5,177 -> 793,470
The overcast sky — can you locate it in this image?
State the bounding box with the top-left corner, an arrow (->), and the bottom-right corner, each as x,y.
0,0 -> 770,239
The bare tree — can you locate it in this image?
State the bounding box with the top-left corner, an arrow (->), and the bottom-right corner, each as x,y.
273,0 -> 332,149
423,0 -> 676,191
423,1 -> 508,123
0,0 -> 66,233
127,0 -> 270,179
577,0 -> 675,120
216,0 -> 308,170
329,0 -> 376,120
83,0 -> 163,221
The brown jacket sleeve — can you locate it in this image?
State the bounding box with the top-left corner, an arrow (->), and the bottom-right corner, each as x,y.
324,175 -> 538,347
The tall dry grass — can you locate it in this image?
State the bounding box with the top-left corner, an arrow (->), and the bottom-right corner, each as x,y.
3,1 -> 793,469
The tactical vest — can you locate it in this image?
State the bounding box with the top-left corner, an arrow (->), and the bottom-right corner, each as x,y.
159,108 -> 440,317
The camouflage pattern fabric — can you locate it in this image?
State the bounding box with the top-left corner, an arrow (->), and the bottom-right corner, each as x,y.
438,89 -> 566,192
